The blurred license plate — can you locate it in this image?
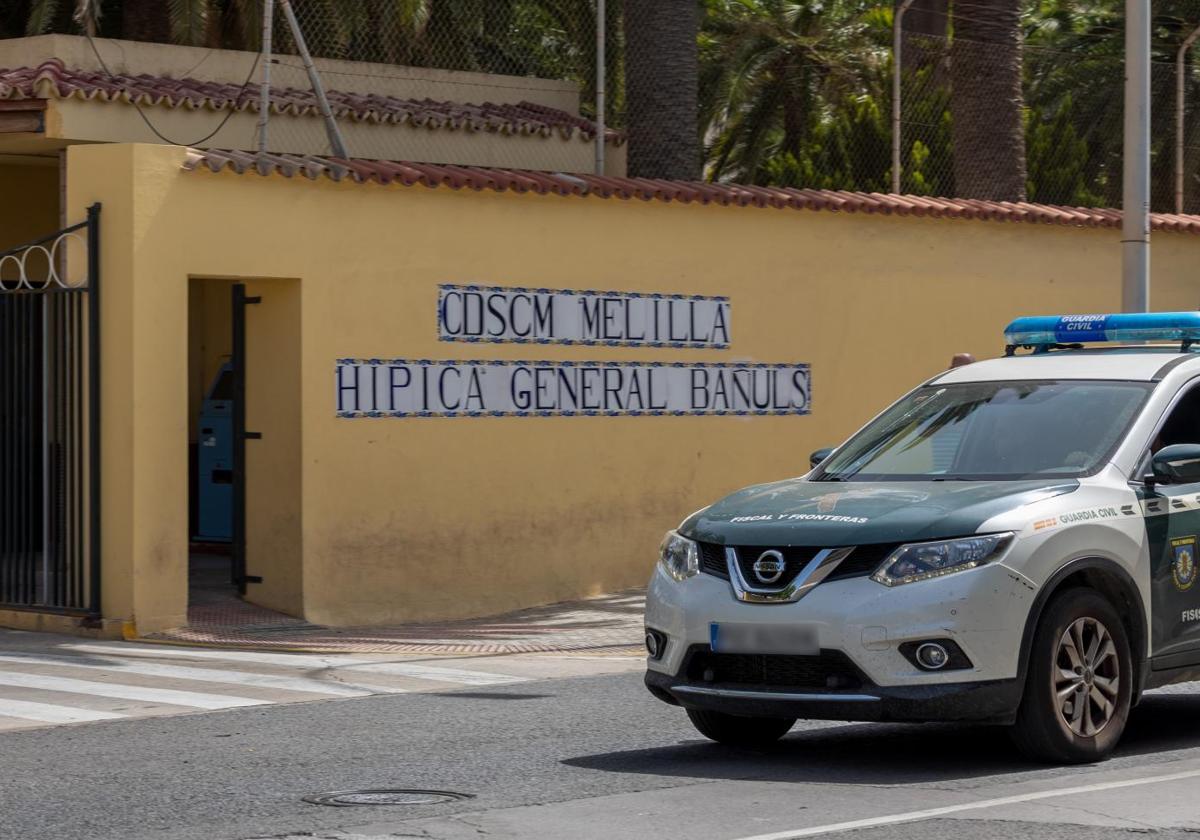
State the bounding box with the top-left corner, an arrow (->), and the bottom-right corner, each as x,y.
710,623 -> 818,655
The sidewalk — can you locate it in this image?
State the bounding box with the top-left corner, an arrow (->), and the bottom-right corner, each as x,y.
146,565 -> 646,655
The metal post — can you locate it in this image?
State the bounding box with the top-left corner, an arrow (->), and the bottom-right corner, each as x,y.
1122,0 -> 1151,312
278,0 -> 348,158
257,0 -> 275,153
892,0 -> 917,194
231,285 -> 262,596
1177,24 -> 1200,214
595,0 -> 606,176
232,284 -> 248,593
41,233 -> 49,602
85,203 -> 101,618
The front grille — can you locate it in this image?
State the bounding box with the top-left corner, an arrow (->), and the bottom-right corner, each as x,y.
731,546 -> 821,588
684,647 -> 864,690
698,542 -> 728,579
696,541 -> 900,585
824,543 -> 899,581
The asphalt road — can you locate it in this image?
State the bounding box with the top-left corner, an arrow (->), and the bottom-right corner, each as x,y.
3,662 -> 1200,840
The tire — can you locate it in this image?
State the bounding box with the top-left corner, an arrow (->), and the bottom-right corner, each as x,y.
686,708 -> 795,747
1010,587 -> 1133,764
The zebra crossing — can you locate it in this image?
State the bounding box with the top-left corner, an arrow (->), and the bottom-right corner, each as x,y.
0,631 -> 553,732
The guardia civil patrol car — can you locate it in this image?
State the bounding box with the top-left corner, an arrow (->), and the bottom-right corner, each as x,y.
645,312 -> 1200,763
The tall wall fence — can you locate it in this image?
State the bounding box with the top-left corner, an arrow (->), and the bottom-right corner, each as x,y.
15,1 -> 1200,212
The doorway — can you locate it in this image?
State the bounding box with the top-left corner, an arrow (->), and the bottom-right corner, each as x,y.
187,277 -> 303,627
188,279 -> 236,614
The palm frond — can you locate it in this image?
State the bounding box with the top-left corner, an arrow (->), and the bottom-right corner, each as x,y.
25,0 -> 60,35
228,0 -> 262,52
168,0 -> 211,45
388,0 -> 433,38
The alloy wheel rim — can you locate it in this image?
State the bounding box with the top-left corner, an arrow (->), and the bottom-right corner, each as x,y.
1053,617 -> 1120,738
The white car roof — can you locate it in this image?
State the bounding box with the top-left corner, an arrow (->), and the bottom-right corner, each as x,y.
934,347 -> 1200,384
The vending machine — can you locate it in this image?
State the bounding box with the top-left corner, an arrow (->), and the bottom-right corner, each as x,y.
195,363 -> 234,542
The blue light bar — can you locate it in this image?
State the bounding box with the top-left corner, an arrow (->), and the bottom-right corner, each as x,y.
1004,312 -> 1200,347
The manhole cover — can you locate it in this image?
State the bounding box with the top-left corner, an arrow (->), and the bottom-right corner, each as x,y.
303,789 -> 473,807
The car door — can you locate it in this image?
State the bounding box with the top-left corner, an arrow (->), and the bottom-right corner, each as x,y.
1141,382 -> 1200,667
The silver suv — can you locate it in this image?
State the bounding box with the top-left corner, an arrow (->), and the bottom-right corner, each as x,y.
645,313 -> 1200,763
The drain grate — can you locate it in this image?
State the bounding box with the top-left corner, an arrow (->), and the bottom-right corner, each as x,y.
303,789 -> 473,807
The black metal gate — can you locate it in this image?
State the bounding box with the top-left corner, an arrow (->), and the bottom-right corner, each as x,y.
0,204 -> 101,616
230,283 -> 261,596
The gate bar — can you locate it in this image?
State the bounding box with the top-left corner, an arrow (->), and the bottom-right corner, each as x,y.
231,284 -> 262,595
0,219 -> 88,261
87,203 -> 101,618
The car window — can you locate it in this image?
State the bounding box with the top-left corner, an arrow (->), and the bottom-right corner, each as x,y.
1151,385 -> 1200,454
816,380 -> 1152,481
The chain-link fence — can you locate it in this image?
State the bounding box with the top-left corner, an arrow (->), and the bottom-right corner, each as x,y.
258,1 -> 1200,211
18,1 -> 1200,211
894,33 -> 1200,213
259,0 -> 626,175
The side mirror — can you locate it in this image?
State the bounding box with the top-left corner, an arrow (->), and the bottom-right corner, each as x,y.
1151,443 -> 1200,485
810,447 -> 835,469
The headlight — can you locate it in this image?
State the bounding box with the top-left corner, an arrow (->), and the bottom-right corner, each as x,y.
872,533 -> 1013,587
659,531 -> 699,582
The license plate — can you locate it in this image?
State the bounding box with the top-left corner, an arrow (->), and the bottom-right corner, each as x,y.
710,622 -> 818,655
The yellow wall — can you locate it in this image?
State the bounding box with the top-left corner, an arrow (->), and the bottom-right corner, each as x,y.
3,35 -> 581,109
6,35 -> 623,176
51,100 -> 626,176
64,143 -> 1200,631
0,162 -> 58,251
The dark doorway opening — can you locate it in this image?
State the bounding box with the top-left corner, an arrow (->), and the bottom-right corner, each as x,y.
188,278 -> 236,616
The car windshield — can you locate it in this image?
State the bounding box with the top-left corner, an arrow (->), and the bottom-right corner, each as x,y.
815,379 -> 1153,481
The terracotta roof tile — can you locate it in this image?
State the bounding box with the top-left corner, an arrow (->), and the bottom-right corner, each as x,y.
182,149 -> 1200,235
0,58 -> 620,143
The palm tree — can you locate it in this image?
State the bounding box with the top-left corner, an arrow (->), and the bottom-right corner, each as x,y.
699,0 -> 887,185
23,0 -> 261,47
898,0 -> 947,71
624,0 -> 702,180
121,0 -> 171,43
949,0 -> 1027,201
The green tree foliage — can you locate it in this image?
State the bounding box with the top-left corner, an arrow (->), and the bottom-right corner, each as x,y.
700,0 -> 1200,208
15,0 -> 1200,209
699,0 -> 890,185
1022,0 -> 1200,211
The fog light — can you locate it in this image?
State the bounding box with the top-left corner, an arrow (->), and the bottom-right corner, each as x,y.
915,642 -> 949,670
645,629 -> 666,659
899,638 -> 971,672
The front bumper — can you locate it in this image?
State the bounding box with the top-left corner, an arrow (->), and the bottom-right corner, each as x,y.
646,561 -> 1036,685
643,559 -> 1037,723
644,659 -> 1022,724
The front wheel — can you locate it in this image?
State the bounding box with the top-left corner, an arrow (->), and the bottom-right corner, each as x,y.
686,708 -> 795,747
1010,587 -> 1133,764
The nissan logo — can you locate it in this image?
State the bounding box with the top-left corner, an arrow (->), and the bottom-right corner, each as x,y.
752,550 -> 786,584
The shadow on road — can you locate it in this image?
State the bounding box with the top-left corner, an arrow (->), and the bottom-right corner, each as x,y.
563,691 -> 1200,786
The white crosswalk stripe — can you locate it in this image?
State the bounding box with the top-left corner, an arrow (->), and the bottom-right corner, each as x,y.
0,697 -> 126,723
0,653 -> 377,697
0,635 -> 540,732
340,662 -> 526,686
0,671 -> 270,710
65,644 -> 362,669
65,643 -> 528,685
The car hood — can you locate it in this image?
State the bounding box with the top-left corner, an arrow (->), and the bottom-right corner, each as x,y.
680,478 -> 1079,546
